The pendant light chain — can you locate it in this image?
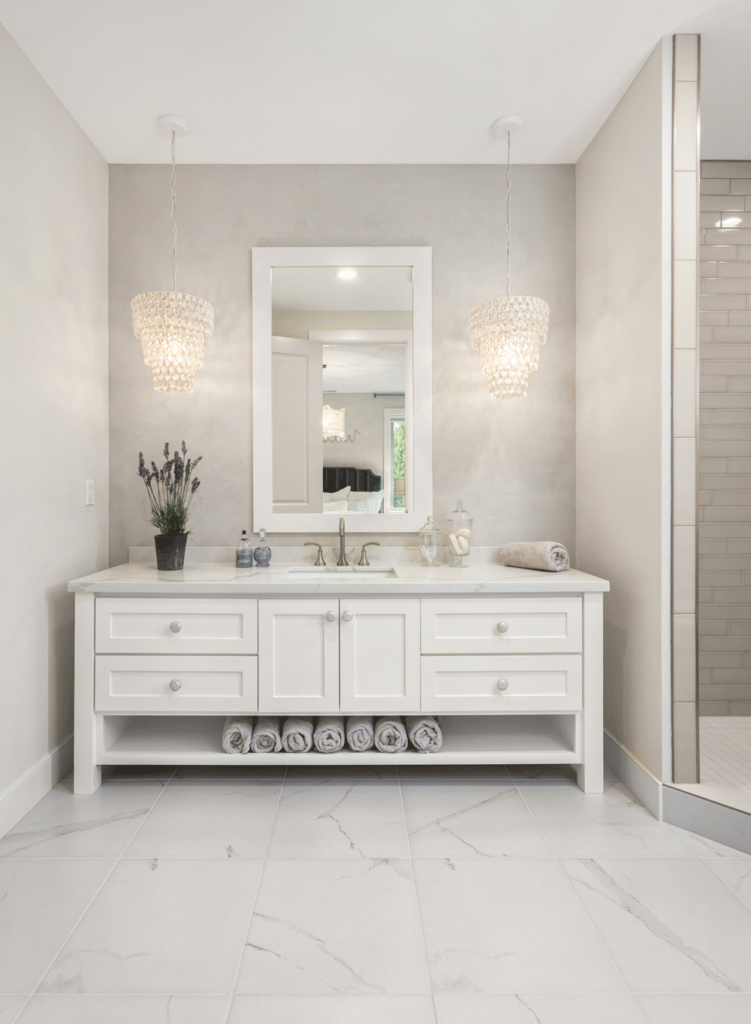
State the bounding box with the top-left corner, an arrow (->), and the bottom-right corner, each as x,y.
505,128 -> 511,299
171,130 -> 178,293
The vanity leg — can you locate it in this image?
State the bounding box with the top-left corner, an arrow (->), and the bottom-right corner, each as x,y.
577,592 -> 604,793
74,592 -> 101,794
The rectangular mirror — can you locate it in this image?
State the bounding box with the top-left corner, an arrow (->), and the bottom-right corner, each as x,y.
252,247 -> 432,532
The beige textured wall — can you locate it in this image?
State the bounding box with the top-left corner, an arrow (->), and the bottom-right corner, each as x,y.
0,26 -> 109,805
109,164 -> 575,563
576,41 -> 672,780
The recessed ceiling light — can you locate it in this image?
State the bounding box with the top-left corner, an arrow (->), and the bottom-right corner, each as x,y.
337,268 -> 358,280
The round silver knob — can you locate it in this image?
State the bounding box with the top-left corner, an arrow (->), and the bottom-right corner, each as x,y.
496,678 -> 509,692
325,610 -> 337,622
169,679 -> 182,691
341,610 -> 354,622
497,621 -> 509,634
170,621 -> 182,633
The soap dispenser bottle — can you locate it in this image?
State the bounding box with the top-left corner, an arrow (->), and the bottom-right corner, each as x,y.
236,530 -> 253,568
253,527 -> 272,567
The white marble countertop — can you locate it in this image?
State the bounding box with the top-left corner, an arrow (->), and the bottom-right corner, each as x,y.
69,560 -> 610,595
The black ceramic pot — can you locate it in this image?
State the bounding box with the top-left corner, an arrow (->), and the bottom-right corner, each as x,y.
154,533 -> 187,571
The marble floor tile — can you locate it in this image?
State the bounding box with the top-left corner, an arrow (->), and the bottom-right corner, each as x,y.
173,765 -> 287,781
433,993 -> 645,1023
0,997 -> 27,1022
401,778 -> 551,858
236,859 -> 431,994
519,781 -> 696,857
267,777 -> 409,860
0,782 -> 164,859
704,857 -> 751,908
562,857 -> 751,992
124,780 -> 283,859
413,858 -> 626,994
0,859 -> 114,994
228,994 -> 437,1023
673,826 -> 751,859
16,994 -> 231,1024
39,858 -> 263,994
636,994 -> 751,1023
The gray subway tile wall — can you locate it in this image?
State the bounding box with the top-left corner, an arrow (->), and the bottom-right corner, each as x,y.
699,161 -> 751,716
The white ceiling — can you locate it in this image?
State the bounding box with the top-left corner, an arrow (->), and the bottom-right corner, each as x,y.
0,0 -> 748,163
272,267 -> 412,312
323,344 -> 405,394
1,0 -> 749,165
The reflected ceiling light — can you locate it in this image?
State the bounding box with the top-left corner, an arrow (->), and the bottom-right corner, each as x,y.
322,404 -> 346,440
337,268 -> 358,280
469,114 -> 549,399
131,115 -> 214,393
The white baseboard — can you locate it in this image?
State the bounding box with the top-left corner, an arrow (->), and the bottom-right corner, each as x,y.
604,729 -> 664,820
0,734 -> 73,839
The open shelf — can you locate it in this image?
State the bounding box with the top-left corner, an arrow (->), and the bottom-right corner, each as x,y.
99,714 -> 579,766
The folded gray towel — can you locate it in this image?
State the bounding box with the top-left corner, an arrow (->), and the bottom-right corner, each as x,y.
282,716 -> 314,753
406,715 -> 442,753
499,541 -> 569,572
222,716 -> 254,754
250,716 -> 282,753
314,716 -> 345,753
374,716 -> 408,753
346,716 -> 374,752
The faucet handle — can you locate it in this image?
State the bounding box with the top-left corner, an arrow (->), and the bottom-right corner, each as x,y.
358,542 -> 380,567
305,542 -> 326,566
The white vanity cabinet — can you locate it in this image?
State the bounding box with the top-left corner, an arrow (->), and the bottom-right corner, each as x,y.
70,561 -> 608,796
258,598 -> 421,714
258,598 -> 340,713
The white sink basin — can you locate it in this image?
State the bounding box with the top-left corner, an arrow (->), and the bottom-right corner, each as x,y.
284,566 -> 397,579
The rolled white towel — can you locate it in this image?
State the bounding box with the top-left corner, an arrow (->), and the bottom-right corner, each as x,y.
222,716 -> 254,754
314,716 -> 345,753
374,716 -> 408,753
406,715 -> 442,753
250,716 -> 282,753
282,716 -> 314,753
499,541 -> 570,572
346,716 -> 374,752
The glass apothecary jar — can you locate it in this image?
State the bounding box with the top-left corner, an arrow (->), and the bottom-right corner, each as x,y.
419,516 -> 442,566
447,499 -> 473,568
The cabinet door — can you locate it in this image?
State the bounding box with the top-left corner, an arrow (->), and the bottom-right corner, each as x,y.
340,599 -> 421,713
258,599 -> 339,713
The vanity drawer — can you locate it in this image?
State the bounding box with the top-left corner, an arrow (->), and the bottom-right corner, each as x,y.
421,655 -> 582,712
95,598 -> 258,655
420,598 -> 582,655
95,655 -> 258,712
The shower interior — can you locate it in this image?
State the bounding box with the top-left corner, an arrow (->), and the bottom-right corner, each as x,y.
698,158 -> 751,790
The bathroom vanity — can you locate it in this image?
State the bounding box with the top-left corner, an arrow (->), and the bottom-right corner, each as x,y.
69,560 -> 609,794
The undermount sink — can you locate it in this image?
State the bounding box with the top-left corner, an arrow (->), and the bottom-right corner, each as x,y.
284,566 -> 397,579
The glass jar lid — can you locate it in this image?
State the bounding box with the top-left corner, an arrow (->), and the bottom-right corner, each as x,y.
447,499 -> 473,522
419,515 -> 441,536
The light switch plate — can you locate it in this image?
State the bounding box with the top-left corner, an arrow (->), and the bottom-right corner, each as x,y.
85,479 -> 95,506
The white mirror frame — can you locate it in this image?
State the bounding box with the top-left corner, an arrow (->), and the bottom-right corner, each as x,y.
252,246 -> 433,533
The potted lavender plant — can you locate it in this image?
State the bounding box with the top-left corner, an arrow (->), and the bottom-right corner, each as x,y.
138,442 -> 202,570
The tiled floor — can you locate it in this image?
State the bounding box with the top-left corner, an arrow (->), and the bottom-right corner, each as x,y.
700,716 -> 751,790
2,764 -> 751,1023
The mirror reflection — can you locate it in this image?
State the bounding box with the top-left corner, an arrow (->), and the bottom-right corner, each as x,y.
271,266 -> 412,515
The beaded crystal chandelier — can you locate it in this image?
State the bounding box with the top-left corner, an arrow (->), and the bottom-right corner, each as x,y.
469,114 -> 549,399
131,116 -> 213,393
